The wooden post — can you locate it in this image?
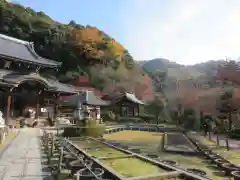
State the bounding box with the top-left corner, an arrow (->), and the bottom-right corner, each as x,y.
58,146 -> 63,172
137,105 -> 140,116
47,136 -> 50,164
51,135 -> 54,156
161,133 -> 166,152
35,95 -> 39,119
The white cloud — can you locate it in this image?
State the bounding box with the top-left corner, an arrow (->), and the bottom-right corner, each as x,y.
120,0 -> 240,65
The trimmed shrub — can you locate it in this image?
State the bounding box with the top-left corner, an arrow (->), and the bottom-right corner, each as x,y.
62,127 -> 82,137
139,114 -> 155,122
85,120 -> 106,138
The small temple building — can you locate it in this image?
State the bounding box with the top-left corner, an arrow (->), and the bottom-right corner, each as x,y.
102,92 -> 144,117
0,33 -> 78,125
58,91 -> 109,124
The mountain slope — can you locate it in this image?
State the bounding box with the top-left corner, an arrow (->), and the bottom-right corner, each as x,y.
140,58 -> 206,80
140,58 -> 226,80
0,1 -> 149,96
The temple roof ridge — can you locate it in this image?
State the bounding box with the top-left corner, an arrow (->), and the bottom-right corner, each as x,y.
0,33 -> 30,45
0,33 -> 61,67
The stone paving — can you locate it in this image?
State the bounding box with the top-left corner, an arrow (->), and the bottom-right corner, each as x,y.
164,132 -> 197,153
0,128 -> 48,180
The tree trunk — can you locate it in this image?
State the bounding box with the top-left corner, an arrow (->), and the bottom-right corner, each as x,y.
208,131 -> 211,140
216,134 -> 220,147
161,133 -> 165,152
225,138 -> 229,150
228,112 -> 232,131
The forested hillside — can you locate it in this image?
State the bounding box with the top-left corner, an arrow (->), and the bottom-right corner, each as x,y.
0,0 -> 150,97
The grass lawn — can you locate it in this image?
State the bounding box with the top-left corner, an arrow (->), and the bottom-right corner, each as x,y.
102,157 -> 166,177
72,139 -> 107,149
104,131 -> 233,180
158,153 -> 231,180
104,130 -> 163,142
86,147 -> 127,158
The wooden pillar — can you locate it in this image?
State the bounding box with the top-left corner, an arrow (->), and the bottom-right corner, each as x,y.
53,93 -> 60,124
35,90 -> 43,120
6,95 -> 11,125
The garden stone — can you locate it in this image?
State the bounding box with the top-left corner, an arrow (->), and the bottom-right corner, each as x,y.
214,158 -> 229,167
161,160 -> 178,166
129,148 -> 141,153
146,154 -> 158,159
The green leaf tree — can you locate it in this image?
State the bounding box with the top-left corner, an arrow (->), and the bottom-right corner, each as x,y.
145,97 -> 164,123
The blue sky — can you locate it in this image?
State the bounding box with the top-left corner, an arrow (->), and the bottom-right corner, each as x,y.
13,0 -> 240,64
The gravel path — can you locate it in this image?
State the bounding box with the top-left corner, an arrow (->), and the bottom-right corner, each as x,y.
0,128 -> 48,180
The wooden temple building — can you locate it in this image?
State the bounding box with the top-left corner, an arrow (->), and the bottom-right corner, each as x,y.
0,34 -> 78,125
102,92 -> 144,117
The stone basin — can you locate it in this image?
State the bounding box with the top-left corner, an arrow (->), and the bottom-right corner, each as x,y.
64,154 -> 83,169
161,160 -> 178,166
74,168 -> 104,180
187,168 -> 207,177
231,171 -> 240,180
222,163 -> 240,175
69,159 -> 93,176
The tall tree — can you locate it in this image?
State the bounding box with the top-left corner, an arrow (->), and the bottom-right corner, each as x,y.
216,90 -> 238,150
145,96 -> 164,123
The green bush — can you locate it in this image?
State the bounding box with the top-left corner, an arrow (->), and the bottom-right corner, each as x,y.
139,114 -> 155,122
228,129 -> 240,140
85,120 -> 106,138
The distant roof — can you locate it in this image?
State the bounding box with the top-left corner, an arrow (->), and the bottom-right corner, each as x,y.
0,34 -> 61,68
102,92 -> 144,105
124,92 -> 144,105
59,90 -> 109,107
107,92 -> 144,105
0,69 -> 78,94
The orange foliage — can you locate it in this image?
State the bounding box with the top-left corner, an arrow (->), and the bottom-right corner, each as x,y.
70,27 -> 104,44
69,27 -> 126,61
110,40 -> 125,55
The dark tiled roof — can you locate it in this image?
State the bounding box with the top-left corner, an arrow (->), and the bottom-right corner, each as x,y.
60,90 -> 109,107
0,70 -> 78,94
47,79 -> 78,94
0,34 -> 61,67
